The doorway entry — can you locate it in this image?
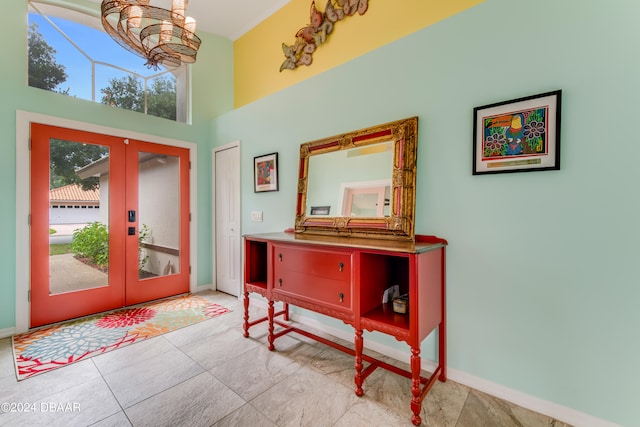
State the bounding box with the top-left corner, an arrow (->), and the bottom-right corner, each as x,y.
30,123 -> 190,327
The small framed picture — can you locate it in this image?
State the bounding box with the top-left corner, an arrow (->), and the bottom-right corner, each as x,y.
254,152 -> 279,192
473,90 -> 561,175
310,206 -> 331,215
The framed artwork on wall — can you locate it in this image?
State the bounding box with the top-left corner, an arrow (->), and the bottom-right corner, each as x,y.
473,90 -> 562,175
254,152 -> 279,192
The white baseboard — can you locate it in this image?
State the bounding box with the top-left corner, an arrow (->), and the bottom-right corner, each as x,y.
195,283 -> 215,293
445,368 -> 620,427
267,309 -> 619,427
0,327 -> 16,339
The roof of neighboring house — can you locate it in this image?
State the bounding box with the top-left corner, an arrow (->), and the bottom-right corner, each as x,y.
76,156 -> 109,180
50,184 -> 100,203
76,153 -> 163,180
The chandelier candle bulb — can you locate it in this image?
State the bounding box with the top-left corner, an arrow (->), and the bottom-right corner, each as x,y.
184,17 -> 196,39
160,20 -> 173,42
172,0 -> 187,12
171,0 -> 186,21
128,5 -> 142,29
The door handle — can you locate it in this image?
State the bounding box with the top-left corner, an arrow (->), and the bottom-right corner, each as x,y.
128,210 -> 136,222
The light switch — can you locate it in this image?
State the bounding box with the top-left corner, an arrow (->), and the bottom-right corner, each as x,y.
251,211 -> 263,222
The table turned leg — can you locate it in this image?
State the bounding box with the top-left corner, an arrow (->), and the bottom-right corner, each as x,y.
410,346 -> 422,426
354,329 -> 364,396
438,322 -> 447,382
242,291 -> 250,338
267,300 -> 275,351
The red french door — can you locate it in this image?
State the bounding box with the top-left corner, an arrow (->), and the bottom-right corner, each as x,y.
30,124 -> 190,327
124,139 -> 190,305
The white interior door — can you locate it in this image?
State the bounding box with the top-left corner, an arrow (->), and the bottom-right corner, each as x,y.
214,143 -> 241,296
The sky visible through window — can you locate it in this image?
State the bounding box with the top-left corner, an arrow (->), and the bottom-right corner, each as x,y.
29,12 -> 169,101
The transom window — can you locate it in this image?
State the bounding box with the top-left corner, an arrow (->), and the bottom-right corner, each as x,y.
27,1 -> 191,123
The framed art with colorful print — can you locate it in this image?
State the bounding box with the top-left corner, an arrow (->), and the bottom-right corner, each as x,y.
473,90 -> 561,175
254,152 -> 279,192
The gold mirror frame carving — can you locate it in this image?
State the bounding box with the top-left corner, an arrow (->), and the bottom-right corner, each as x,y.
295,116 -> 418,241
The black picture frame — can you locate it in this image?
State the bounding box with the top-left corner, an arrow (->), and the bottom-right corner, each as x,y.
254,152 -> 279,192
473,90 -> 561,175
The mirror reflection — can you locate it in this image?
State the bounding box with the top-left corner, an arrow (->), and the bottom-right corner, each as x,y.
306,142 -> 393,218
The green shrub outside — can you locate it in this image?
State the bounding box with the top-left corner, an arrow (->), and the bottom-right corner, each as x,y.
71,222 -> 109,268
71,222 -> 150,271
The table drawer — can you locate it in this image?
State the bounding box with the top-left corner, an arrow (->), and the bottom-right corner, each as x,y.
272,244 -> 353,311
273,270 -> 352,311
273,244 -> 351,282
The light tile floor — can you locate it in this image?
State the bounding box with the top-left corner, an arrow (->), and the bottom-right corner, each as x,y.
0,291 -> 572,427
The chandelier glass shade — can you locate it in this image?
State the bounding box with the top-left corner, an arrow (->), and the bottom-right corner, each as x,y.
101,0 -> 201,69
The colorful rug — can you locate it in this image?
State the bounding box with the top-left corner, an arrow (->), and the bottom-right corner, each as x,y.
12,294 -> 230,380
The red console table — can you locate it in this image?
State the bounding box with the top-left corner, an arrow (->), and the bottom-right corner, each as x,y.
243,232 -> 447,426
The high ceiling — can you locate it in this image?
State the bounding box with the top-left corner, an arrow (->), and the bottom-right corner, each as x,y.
87,0 -> 290,41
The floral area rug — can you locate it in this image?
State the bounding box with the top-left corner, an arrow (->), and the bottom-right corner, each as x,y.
12,294 -> 230,380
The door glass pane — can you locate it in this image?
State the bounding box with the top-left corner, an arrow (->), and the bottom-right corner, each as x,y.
49,139 -> 109,294
138,152 -> 180,280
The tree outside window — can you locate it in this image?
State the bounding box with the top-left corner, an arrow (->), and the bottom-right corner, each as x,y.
27,3 -> 182,122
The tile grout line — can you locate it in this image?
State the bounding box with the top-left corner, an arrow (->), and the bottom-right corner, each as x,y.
89,357 -> 133,426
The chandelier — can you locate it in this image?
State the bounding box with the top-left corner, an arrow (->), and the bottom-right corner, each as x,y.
101,0 -> 201,69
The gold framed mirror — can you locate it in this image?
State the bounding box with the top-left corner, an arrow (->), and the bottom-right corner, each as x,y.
295,116 -> 418,241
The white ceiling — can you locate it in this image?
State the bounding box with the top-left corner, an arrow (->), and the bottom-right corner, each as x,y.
87,0 -> 290,41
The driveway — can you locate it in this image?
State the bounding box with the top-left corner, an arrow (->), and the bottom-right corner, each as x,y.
50,223 -> 85,244
49,253 -> 108,294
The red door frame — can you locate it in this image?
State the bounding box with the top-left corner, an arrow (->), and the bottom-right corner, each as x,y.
30,124 -> 190,327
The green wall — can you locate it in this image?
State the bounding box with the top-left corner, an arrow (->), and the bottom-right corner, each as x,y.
0,2 -> 234,329
212,0 -> 639,425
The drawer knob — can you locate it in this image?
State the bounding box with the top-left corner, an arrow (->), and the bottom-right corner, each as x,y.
339,262 -> 344,272
278,278 -> 283,286
339,292 -> 344,303
278,253 -> 283,261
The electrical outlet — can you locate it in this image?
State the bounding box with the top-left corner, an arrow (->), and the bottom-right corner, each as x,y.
251,211 -> 263,222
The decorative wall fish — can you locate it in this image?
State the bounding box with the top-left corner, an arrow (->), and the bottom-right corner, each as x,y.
280,0 -> 370,72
